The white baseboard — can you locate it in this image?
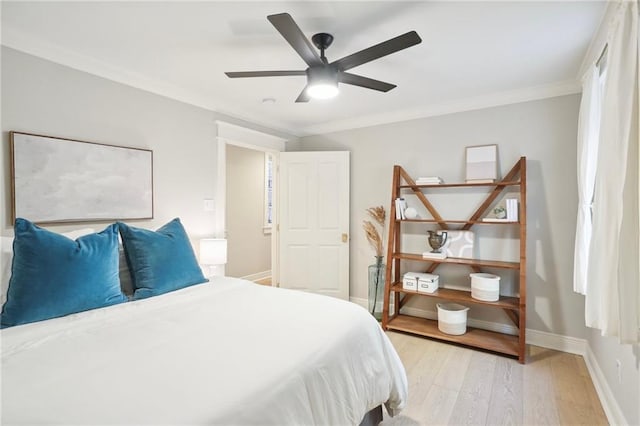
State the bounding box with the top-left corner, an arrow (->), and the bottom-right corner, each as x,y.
583,345 -> 627,426
241,270 -> 271,282
350,297 -> 368,309
349,298 -> 624,425
525,328 -> 587,355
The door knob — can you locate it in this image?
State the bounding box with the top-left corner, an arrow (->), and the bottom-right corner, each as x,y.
342,233 -> 349,243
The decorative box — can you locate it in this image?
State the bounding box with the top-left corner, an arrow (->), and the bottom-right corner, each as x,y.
402,273 -> 418,291
403,272 -> 439,293
416,273 -> 439,293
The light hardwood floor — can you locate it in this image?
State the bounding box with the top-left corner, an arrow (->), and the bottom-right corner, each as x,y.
382,331 -> 608,426
254,277 -> 272,286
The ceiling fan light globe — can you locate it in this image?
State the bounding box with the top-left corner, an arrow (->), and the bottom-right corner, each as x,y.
308,83 -> 339,99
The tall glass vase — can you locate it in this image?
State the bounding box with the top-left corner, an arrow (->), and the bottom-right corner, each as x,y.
368,256 -> 385,321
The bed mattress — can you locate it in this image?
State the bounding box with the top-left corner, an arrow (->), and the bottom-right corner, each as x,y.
1,277 -> 407,424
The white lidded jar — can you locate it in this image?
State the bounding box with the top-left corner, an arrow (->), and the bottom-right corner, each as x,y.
436,303 -> 470,335
470,273 -> 500,301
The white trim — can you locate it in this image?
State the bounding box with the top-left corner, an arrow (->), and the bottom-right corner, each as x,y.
525,329 -> 587,355
216,121 -> 285,289
4,27 -> 581,137
350,297 -> 368,309
584,344 -> 628,426
263,152 -> 274,232
213,134 -> 226,277
216,121 -> 287,152
241,270 -> 271,282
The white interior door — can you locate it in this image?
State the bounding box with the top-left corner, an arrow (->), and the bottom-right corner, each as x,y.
278,151 -> 350,300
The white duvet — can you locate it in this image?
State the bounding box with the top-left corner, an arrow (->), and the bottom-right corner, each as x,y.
1,277 -> 407,425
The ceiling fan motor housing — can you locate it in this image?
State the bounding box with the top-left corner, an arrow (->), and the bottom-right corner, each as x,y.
312,33 -> 334,50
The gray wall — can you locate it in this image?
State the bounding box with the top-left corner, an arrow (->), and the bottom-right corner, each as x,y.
292,95 -> 585,338
1,47 -> 293,245
226,144 -> 271,278
1,47 -> 216,240
293,93 -> 639,423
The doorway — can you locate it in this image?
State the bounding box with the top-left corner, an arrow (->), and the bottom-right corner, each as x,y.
215,121 -> 286,284
225,145 -> 273,283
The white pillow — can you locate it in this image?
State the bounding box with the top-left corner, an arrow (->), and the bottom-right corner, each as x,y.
1,228 -> 96,305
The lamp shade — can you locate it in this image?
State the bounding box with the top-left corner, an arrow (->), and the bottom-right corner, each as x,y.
199,239 -> 227,265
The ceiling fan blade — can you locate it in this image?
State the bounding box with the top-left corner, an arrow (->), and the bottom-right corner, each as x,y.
339,72 -> 396,92
295,87 -> 311,103
225,70 -> 306,78
267,13 -> 323,67
331,31 -> 422,72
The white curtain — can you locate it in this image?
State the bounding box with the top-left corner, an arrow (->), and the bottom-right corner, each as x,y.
573,65 -> 601,295
585,0 -> 639,343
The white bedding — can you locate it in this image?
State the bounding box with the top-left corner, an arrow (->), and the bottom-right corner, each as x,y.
1,277 -> 407,425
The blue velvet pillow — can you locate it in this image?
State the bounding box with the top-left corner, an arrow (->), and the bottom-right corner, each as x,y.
118,218 -> 207,300
1,219 -> 127,328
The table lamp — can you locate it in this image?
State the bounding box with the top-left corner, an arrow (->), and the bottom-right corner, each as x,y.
199,238 -> 227,277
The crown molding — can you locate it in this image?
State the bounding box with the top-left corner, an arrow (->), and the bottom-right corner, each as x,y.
3,26 -> 581,139
299,79 -> 581,136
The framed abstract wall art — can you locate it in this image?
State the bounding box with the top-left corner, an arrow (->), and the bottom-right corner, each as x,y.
10,132 -> 153,224
465,144 -> 498,183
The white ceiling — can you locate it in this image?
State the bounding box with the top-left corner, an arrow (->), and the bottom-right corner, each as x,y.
1,1 -> 606,136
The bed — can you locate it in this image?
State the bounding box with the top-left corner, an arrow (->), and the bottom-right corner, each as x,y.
1,276 -> 407,424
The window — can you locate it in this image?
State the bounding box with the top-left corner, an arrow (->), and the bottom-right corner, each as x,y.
263,152 -> 274,234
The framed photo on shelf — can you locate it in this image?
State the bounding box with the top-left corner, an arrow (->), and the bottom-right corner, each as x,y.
465,144 -> 498,183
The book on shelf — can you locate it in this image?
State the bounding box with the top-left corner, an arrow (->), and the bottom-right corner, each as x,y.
416,176 -> 443,185
506,198 -> 518,221
395,198 -> 407,220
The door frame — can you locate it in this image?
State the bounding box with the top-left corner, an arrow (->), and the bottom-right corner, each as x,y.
215,121 -> 287,282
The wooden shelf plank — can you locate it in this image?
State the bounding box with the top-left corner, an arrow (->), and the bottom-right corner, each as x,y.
386,315 -> 520,357
394,253 -> 520,269
390,283 -> 520,310
397,219 -> 520,225
399,180 -> 522,189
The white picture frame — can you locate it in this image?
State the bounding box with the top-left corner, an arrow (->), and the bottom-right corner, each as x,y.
465,144 -> 498,182
10,132 -> 153,224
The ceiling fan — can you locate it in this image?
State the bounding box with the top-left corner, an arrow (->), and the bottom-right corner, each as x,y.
225,13 -> 422,102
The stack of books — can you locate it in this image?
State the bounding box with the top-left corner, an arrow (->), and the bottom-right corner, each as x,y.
416,176 -> 443,185
394,198 -> 407,219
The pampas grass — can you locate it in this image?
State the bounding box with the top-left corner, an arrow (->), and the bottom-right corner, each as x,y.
366,206 -> 385,227
363,206 -> 386,257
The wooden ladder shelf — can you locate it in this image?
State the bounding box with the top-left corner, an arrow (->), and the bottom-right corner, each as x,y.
382,157 -> 527,363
